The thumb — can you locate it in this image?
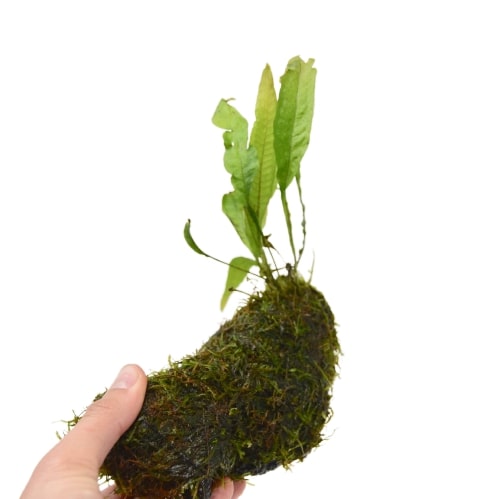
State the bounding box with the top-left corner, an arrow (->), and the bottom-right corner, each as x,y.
53,364 -> 147,472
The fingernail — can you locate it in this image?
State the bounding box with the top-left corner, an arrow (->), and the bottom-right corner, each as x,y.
110,364 -> 139,390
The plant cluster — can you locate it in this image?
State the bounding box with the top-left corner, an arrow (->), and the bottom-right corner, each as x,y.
65,56 -> 340,499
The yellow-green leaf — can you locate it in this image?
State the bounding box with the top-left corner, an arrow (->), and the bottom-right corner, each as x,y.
222,191 -> 260,258
220,256 -> 257,310
212,99 -> 257,196
249,64 -> 278,228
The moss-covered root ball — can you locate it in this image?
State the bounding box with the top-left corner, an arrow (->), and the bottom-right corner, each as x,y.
100,275 -> 340,498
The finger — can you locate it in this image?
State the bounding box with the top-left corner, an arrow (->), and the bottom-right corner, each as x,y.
210,478 -> 234,499
52,364 -> 147,472
99,483 -> 129,498
233,480 -> 246,498
63,364 -> 147,470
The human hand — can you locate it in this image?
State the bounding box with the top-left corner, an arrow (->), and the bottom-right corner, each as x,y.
21,364 -> 245,499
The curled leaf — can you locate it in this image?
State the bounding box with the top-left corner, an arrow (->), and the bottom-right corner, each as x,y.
183,219 -> 209,256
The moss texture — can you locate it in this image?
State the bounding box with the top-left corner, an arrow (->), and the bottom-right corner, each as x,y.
97,274 -> 340,498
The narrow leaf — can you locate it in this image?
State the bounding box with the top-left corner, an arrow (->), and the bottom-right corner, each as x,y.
249,65 -> 278,228
183,219 -> 209,256
274,57 -> 316,190
220,256 -> 257,310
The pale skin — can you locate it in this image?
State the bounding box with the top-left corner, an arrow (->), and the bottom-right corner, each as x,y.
21,364 -> 246,499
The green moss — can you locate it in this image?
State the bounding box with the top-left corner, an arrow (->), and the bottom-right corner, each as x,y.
96,274 -> 340,498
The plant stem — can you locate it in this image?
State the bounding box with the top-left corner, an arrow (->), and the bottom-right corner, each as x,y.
280,189 -> 297,267
296,174 -> 307,267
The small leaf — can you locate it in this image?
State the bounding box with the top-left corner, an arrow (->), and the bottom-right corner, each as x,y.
220,256 -> 257,310
274,57 -> 316,190
183,219 -> 208,256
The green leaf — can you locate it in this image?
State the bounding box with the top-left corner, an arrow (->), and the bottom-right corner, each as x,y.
222,191 -> 260,258
214,98 -> 265,260
183,219 -> 209,256
220,256 -> 257,310
212,99 -> 258,196
274,57 -> 316,190
249,64 -> 278,228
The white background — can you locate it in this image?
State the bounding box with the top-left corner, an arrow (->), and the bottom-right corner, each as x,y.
1,1 -> 498,497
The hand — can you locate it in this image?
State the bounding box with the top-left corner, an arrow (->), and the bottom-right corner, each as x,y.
21,364 -> 246,499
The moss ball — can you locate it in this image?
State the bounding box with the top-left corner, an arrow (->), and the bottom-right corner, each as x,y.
99,275 -> 340,498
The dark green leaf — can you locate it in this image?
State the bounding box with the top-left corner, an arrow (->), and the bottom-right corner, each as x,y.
183,219 -> 209,256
